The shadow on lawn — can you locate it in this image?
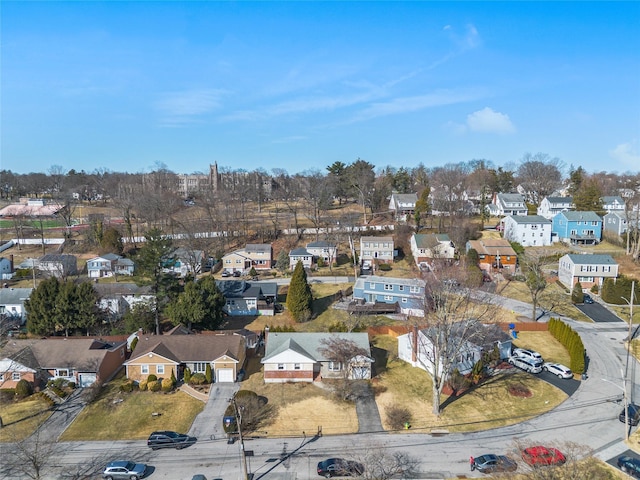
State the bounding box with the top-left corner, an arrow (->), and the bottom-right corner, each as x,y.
439,370 -> 511,412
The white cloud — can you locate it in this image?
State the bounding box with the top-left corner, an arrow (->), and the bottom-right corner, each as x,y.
466,107 -> 516,134
609,140 -> 640,168
154,89 -> 227,126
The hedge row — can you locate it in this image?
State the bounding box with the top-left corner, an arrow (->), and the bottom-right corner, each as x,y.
548,318 -> 585,374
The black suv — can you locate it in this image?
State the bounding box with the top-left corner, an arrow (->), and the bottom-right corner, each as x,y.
147,431 -> 196,450
619,404 -> 640,426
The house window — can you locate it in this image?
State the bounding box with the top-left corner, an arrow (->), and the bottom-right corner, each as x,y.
294,363 -> 301,370
410,286 -> 420,293
141,365 -> 149,374
384,284 -> 392,291
402,298 -> 407,303
156,365 -> 165,375
369,283 -> 375,288
277,364 -> 284,370
12,372 -> 21,381
328,361 -> 342,371
56,369 -> 69,377
0,374 -> 4,382
398,285 -> 404,291
384,295 -> 393,301
194,363 -> 207,373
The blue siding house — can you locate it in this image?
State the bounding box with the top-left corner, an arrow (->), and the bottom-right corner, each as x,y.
353,275 -> 425,316
551,211 -> 603,245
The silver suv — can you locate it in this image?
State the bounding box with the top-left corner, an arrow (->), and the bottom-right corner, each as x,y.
513,348 -> 543,363
509,355 -> 543,373
103,460 -> 146,480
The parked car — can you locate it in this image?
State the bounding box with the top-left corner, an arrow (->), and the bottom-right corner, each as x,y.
232,270 -> 242,277
221,270 -> 231,277
317,458 -> 364,477
543,363 -> 573,379
147,430 -> 196,450
521,446 -> 566,467
583,293 -> 594,304
619,403 -> 640,426
471,454 -> 518,473
191,476 -> 208,480
103,460 -> 147,480
617,456 -> 640,477
513,348 -> 544,363
509,356 -> 543,374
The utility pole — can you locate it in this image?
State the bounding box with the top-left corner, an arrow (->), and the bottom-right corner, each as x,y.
232,394 -> 250,480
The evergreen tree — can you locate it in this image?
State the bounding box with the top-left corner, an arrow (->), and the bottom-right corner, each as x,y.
205,363 -> 213,384
573,178 -> 604,214
25,277 -> 60,335
286,260 -> 313,321
572,282 -> 584,304
414,186 -> 431,230
567,166 -> 585,196
276,249 -> 289,273
101,227 -> 124,254
167,276 -> 225,330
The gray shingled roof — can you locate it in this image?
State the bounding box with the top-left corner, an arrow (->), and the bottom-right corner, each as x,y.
507,215 -> 551,224
290,247 -> 312,256
0,287 -> 33,305
215,280 -> 278,299
263,332 -> 371,362
565,254 -> 617,265
557,211 -> 602,222
128,334 -> 244,363
306,241 -> 336,248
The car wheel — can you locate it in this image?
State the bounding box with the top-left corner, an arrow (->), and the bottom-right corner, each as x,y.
557,373 -> 563,378
105,477 -> 113,480
324,474 -> 331,479
621,465 -> 628,472
130,476 -> 139,480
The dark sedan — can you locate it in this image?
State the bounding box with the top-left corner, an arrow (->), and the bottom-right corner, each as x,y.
471,454 -> 518,473
147,430 -> 196,450
317,458 -> 364,477
618,456 -> 640,477
619,404 -> 640,426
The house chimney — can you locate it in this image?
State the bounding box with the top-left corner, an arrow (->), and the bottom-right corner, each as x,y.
264,326 -> 269,343
10,255 -> 14,273
412,325 -> 418,363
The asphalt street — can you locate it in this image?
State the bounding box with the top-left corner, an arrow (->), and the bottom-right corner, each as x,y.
19,291 -> 640,480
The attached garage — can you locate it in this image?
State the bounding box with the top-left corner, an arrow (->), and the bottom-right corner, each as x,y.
78,373 -> 97,387
217,368 -> 234,383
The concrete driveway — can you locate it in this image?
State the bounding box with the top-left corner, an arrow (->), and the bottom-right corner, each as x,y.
188,383 -> 239,440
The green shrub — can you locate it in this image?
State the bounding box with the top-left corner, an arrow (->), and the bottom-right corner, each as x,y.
189,373 -> 207,385
317,257 -> 325,268
385,405 -> 413,430
130,337 -> 138,351
119,381 -> 137,393
378,263 -> 392,271
161,377 -> 174,392
183,367 -> 191,384
147,374 -> 158,382
590,284 -> 599,294
148,380 -> 162,392
171,369 -> 177,384
15,379 -> 33,397
138,380 -> 148,391
205,364 -> 213,384
571,282 -> 584,304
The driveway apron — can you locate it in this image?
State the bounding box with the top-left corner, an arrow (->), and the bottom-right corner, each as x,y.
33,388 -> 87,441
188,383 -> 240,440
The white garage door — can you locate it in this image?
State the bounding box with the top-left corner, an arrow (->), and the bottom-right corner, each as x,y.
217,369 -> 234,383
78,373 -> 96,387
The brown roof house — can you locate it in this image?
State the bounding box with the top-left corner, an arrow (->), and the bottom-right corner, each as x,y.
125,332 -> 246,384
0,338 -> 127,389
466,238 -> 517,274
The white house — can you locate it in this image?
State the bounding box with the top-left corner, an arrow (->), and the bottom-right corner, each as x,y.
502,215 -> 552,247
398,324 -> 512,377
537,196 -> 574,220
306,241 -> 338,265
602,196 -> 626,214
359,236 -> 394,267
289,248 -> 314,270
410,233 -> 455,266
0,257 -> 12,280
487,193 -> 528,217
558,253 -> 619,291
388,193 -> 418,220
0,287 -> 33,326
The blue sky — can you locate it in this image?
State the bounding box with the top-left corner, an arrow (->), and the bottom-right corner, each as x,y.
2,1 -> 639,176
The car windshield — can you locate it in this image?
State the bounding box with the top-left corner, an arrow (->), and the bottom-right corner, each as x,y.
125,462 -> 136,471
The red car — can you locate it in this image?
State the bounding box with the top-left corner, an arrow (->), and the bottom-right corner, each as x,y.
521,446 -> 566,467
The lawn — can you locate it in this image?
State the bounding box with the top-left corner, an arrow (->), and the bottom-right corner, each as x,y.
373,332 -> 569,433
60,376 -> 204,441
0,395 -> 52,442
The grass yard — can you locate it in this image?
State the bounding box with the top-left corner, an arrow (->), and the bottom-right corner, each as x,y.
373,332 -> 569,433
240,355 -> 358,437
512,330 -> 572,366
0,396 -> 52,442
60,378 -> 204,441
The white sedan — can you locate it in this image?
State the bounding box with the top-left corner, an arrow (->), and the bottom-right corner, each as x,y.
543,363 -> 573,379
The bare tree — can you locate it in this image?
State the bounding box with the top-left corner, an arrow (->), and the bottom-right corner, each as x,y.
516,153 -> 564,206
355,443 -> 420,480
415,272 -> 498,415
430,163 -> 469,228
520,251 -> 549,321
1,428 -> 65,480
318,336 -> 371,400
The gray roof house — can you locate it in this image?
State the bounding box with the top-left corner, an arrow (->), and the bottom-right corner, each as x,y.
289,247 -> 314,270
604,211 -> 637,236
0,287 -> 33,327
37,254 -> 77,278
262,331 -> 373,383
558,253 -> 618,290
216,280 -> 278,316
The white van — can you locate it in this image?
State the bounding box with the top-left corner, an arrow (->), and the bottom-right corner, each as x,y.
508,355 -> 543,374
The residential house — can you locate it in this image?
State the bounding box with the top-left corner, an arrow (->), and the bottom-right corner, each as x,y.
0,356 -> 39,389
222,244 -> 273,274
388,192 -> 418,220
398,323 -> 512,377
551,211 -> 603,245
558,253 -> 619,291
0,338 -> 127,388
0,257 -> 13,280
466,239 -> 517,274
537,196 -> 574,220
486,193 -> 528,217
93,283 -> 155,320
216,280 -> 277,316
501,215 -> 552,247
0,287 -> 33,327
37,254 -> 78,278
289,247 -> 314,270
410,233 -> 455,267
306,241 -> 338,265
352,275 -> 426,316
261,331 -> 373,383
604,211 -> 637,236
602,196 -> 626,214
125,332 -> 246,383
359,236 -> 394,268
163,247 -> 204,277
86,253 -> 135,278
